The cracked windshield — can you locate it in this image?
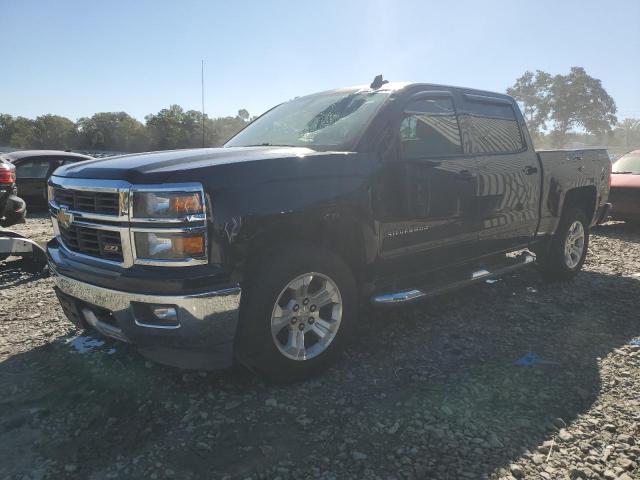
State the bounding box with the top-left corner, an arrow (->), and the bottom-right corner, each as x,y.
226,91 -> 389,149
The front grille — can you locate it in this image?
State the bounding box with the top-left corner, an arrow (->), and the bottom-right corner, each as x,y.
54,188 -> 119,215
59,223 -> 124,262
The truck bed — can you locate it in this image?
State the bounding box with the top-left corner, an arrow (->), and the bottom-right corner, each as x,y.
536,148 -> 610,235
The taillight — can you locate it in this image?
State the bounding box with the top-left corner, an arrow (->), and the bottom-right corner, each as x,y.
0,163 -> 16,184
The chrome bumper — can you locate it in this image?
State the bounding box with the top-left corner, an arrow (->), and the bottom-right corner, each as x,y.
53,272 -> 241,367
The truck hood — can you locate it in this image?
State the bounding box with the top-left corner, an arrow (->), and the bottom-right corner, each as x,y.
611,173 -> 640,189
54,146 -> 328,182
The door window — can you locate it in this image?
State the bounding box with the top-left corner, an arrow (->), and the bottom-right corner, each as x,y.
400,97 -> 463,159
460,98 -> 525,154
14,158 -> 51,178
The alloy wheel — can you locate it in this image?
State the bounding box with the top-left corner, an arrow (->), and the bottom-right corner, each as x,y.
270,272 -> 343,361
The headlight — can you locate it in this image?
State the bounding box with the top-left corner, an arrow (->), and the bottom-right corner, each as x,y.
134,231 -> 206,261
133,191 -> 204,219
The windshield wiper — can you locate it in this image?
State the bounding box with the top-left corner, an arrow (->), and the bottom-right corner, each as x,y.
612,171 -> 634,174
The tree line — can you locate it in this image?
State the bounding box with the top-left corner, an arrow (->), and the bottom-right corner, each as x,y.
506,66 -> 639,153
0,67 -> 639,155
0,105 -> 253,153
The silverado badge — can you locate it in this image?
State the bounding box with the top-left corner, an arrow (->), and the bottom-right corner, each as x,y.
56,207 -> 74,229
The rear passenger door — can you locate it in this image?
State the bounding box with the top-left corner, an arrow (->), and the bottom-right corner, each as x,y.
459,94 -> 540,253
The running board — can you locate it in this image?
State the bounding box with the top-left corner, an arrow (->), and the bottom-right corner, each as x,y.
371,252 -> 535,305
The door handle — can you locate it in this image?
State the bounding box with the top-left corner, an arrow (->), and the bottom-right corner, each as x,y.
455,170 -> 475,181
523,166 -> 538,175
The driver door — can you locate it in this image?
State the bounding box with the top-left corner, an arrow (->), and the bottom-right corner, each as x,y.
375,90 -> 480,279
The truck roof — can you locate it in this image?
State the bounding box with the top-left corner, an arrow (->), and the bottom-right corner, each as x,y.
317,81 -> 515,102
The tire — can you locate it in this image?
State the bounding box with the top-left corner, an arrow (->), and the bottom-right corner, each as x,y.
537,207 -> 589,281
235,246 -> 357,382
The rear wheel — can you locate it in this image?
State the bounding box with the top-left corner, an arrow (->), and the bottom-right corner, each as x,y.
537,207 -> 589,281
235,246 -> 357,382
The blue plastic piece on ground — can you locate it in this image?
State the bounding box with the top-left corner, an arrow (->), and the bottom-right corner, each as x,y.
514,352 -> 558,366
630,338 -> 640,347
514,352 -> 540,366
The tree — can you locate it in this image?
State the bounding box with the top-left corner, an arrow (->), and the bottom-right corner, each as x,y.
76,112 -> 148,152
0,114 -> 15,146
506,70 -> 552,136
0,104 -> 251,151
612,118 -> 640,152
145,105 -> 191,150
9,117 -> 37,148
548,67 -> 617,145
237,109 -> 250,122
31,114 -> 76,149
210,115 -> 248,145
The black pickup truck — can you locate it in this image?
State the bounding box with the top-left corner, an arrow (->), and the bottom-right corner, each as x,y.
47,79 -> 611,380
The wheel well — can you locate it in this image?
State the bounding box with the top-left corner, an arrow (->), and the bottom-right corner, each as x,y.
562,186 -> 597,223
242,216 -> 365,283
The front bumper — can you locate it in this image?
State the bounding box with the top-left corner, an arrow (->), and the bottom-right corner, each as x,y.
52,271 -> 241,369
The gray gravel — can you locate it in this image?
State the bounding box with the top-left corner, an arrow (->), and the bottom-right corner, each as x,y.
1,214 -> 639,480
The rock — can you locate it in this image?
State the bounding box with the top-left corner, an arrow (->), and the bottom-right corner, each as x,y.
388,421 -> 400,434
617,434 -> 634,445
440,405 -> 453,416
558,429 -> 573,442
509,464 -> 524,478
532,454 -> 545,465
352,451 -> 367,461
618,457 -> 634,470
487,432 -> 503,448
570,467 -> 589,479
225,401 -> 240,410
538,441 -> 554,454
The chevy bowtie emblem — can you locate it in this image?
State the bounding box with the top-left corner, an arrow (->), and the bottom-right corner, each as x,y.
57,207 -> 74,229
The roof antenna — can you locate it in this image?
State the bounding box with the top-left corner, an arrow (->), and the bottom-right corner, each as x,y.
201,59 -> 205,148
370,74 -> 388,90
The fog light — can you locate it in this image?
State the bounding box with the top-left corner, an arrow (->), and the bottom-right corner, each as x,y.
132,302 -> 180,328
152,306 -> 177,322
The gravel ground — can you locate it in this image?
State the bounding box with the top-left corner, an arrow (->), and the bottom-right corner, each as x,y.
1,214 -> 639,480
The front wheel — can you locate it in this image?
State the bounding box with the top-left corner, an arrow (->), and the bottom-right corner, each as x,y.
537,207 -> 589,281
235,246 -> 357,382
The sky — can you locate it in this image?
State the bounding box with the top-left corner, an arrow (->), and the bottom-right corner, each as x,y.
1,0 -> 639,122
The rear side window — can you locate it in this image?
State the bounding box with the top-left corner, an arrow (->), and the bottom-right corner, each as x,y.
400,97 -> 462,159
14,158 -> 51,178
459,97 -> 525,154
